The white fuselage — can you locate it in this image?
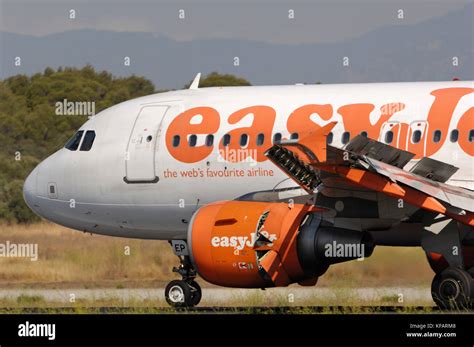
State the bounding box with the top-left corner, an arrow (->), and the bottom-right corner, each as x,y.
23,81 -> 474,240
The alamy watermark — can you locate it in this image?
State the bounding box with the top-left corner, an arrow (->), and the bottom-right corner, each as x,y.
217,147 -> 258,166
18,321 -> 55,340
324,241 -> 365,261
0,241 -> 38,261
55,99 -> 95,117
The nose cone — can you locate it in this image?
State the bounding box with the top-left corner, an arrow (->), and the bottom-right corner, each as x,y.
23,167 -> 39,212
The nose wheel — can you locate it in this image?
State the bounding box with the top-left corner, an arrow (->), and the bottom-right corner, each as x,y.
165,243 -> 202,308
165,279 -> 201,307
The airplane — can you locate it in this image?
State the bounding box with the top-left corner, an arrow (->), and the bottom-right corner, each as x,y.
23,75 -> 474,309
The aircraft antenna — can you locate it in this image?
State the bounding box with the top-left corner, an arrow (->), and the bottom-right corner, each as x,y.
189,73 -> 201,90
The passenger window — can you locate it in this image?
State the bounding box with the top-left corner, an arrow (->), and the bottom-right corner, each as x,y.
433,130 -> 441,143
273,133 -> 282,144
240,134 -> 249,147
172,135 -> 180,147
412,130 -> 421,144
256,133 -> 265,146
327,132 -> 333,144
341,131 -> 350,144
188,134 -> 197,147
222,134 -> 231,147
205,134 -> 214,147
65,131 -> 84,151
80,131 -> 96,151
450,129 -> 459,143
360,131 -> 368,137
384,131 -> 393,144
469,129 -> 474,143
290,133 -> 299,140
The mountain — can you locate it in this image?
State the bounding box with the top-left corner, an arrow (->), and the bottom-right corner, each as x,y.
1,3 -> 472,89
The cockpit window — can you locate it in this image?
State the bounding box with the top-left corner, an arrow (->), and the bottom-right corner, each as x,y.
80,131 -> 96,151
65,131 -> 84,151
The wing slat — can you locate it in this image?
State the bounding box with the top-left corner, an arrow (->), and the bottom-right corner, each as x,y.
365,157 -> 473,212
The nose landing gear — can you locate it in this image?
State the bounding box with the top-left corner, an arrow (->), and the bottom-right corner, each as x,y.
165,241 -> 202,308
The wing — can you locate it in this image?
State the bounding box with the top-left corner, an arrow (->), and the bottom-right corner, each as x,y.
265,122 -> 474,226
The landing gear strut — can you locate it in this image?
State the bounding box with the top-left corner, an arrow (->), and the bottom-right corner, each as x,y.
422,217 -> 474,310
164,251 -> 202,308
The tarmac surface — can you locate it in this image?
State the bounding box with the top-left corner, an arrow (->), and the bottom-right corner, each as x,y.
0,286 -> 434,303
0,286 -> 446,313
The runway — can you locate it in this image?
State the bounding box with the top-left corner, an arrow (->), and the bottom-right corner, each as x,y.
0,286 -> 437,309
0,305 -> 445,314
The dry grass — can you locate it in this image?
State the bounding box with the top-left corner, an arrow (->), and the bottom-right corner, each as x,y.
0,222 -> 177,288
0,222 -> 434,288
317,246 -> 434,287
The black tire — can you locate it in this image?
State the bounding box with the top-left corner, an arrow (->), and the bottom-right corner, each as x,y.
165,280 -> 192,308
431,267 -> 473,310
189,280 -> 202,306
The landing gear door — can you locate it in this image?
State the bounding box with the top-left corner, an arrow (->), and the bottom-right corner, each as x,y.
125,105 -> 169,183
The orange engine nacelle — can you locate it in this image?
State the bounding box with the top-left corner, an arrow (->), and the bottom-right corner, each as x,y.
187,200 -> 374,288
188,201 -> 312,288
